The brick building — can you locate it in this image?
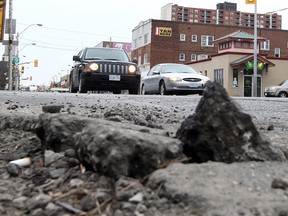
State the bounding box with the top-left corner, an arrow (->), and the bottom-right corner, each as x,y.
131,19 -> 288,73
161,2 -> 282,29
187,30 -> 288,97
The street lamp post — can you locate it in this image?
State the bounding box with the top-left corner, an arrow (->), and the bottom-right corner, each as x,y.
15,24 -> 42,91
16,43 -> 36,90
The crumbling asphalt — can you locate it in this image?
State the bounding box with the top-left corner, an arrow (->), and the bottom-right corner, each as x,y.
0,87 -> 288,216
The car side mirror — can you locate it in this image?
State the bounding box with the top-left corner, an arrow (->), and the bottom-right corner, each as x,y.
73,55 -> 81,61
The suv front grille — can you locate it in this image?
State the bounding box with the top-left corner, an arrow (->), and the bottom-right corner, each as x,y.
99,63 -> 129,74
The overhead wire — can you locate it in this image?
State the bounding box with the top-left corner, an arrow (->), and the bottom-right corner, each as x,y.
17,23 -> 132,51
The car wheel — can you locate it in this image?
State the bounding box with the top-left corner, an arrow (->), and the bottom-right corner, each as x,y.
69,76 -> 77,93
278,91 -> 288,98
78,74 -> 87,93
141,84 -> 146,95
159,81 -> 168,95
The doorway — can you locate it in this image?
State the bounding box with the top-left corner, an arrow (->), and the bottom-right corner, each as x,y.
243,75 -> 262,97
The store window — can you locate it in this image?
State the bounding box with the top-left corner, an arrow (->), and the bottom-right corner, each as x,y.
232,69 -> 238,87
214,69 -> 224,86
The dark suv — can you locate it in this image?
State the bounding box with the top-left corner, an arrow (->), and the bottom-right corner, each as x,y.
69,47 -> 141,94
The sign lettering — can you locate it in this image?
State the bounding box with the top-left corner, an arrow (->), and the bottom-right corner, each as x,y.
155,27 -> 172,37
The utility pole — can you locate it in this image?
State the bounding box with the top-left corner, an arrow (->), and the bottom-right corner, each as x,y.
8,0 -> 13,91
252,2 -> 258,97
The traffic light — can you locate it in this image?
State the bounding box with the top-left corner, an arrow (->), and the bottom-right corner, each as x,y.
245,0 -> 256,4
30,76 -> 32,81
34,59 -> 38,67
21,66 -> 25,74
4,72 -> 7,77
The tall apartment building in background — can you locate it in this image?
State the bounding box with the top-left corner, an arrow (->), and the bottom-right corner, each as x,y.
161,2 -> 282,29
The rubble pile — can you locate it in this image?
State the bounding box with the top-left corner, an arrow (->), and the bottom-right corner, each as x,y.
0,81 -> 287,215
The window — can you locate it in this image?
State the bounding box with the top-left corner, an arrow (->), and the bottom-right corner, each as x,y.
191,54 -> 197,61
133,39 -> 137,49
180,34 -> 186,41
198,54 -> 208,60
143,53 -> 148,64
147,65 -> 160,76
191,35 -> 197,42
179,53 -> 185,61
232,69 -> 238,87
144,33 -> 148,44
275,48 -> 281,57
138,36 -> 142,46
214,69 -> 224,86
201,35 -> 214,47
260,40 -> 270,50
138,56 -> 141,66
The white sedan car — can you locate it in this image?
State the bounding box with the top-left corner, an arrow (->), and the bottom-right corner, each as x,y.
141,63 -> 210,95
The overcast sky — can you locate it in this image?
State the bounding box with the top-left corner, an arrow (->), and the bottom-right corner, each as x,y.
2,0 -> 288,86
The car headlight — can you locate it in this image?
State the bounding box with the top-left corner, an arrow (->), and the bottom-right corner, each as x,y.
203,76 -> 210,82
128,65 -> 137,73
168,77 -> 182,82
89,63 -> 99,71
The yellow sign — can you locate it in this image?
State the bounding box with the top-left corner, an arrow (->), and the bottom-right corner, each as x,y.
34,59 -> 38,67
155,27 -> 172,37
245,0 -> 256,4
0,0 -> 5,42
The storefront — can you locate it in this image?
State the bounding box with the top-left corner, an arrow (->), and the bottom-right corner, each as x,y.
187,30 -> 287,97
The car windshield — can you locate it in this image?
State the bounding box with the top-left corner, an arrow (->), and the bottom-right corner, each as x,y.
161,65 -> 199,74
85,48 -> 130,62
279,80 -> 288,86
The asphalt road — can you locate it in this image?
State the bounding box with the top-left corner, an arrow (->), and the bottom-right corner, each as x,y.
0,90 -> 287,216
0,90 -> 287,121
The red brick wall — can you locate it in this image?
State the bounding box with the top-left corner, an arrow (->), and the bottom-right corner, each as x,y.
132,20 -> 288,68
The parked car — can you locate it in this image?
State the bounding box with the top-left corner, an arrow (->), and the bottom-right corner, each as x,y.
264,80 -> 288,98
141,63 -> 210,95
69,47 -> 141,94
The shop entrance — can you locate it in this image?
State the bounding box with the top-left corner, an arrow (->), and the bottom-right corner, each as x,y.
243,75 -> 262,97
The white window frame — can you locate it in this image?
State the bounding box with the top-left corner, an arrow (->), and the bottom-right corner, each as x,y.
191,35 -> 197,42
260,40 -> 270,50
143,53 -> 148,64
201,35 -> 214,47
275,48 -> 281,57
179,53 -> 185,61
191,54 -> 197,61
180,34 -> 186,41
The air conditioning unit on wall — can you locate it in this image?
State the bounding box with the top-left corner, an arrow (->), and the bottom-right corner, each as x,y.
198,54 -> 208,60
